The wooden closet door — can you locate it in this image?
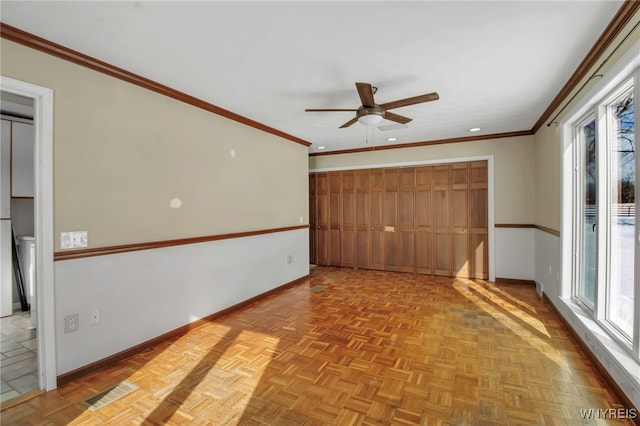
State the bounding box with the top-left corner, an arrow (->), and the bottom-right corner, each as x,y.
309,174 -> 316,264
398,167 -> 416,273
450,162 -> 469,278
315,173 -> 329,266
341,171 -> 356,268
329,172 -> 342,266
355,170 -> 370,269
384,168 -> 400,271
415,166 -> 434,275
369,169 -> 385,270
469,161 -> 489,279
433,165 -> 451,276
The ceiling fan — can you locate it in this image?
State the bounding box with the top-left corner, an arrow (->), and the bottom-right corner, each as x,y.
305,82 -> 439,128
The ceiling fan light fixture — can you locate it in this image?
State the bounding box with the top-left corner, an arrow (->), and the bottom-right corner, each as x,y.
356,106 -> 385,126
358,114 -> 384,126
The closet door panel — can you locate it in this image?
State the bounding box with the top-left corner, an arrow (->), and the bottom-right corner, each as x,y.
452,233 -> 469,277
398,168 -> 415,273
470,233 -> 488,279
433,165 -> 450,276
469,161 -> 489,279
369,169 -> 385,270
435,233 -> 450,274
341,171 -> 355,267
450,162 -> 469,278
415,166 -> 433,274
384,168 -> 399,271
329,172 -> 342,266
355,170 -> 370,269
315,173 -> 329,266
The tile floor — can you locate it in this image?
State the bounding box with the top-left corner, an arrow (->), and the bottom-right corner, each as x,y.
0,310 -> 38,403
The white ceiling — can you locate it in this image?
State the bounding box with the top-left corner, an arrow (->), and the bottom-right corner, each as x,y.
0,1 -> 624,153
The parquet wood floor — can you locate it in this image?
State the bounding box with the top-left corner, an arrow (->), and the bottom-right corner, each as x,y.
0,267 -> 633,425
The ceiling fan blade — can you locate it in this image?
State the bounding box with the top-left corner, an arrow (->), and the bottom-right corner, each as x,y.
383,111 -> 412,124
339,117 -> 358,128
305,108 -> 358,112
355,82 -> 376,107
380,92 -> 439,110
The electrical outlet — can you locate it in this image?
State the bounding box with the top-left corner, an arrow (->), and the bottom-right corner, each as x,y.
60,231 -> 88,249
64,314 -> 79,333
90,308 -> 100,325
286,255 -> 293,264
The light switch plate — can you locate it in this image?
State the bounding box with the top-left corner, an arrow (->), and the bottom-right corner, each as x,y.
61,231 -> 88,249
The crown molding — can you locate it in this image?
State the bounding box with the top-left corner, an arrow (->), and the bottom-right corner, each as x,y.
0,23 -> 312,148
309,130 -> 533,156
531,1 -> 640,132
3,1 -> 636,154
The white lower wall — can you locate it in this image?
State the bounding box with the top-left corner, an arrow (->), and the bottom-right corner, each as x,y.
535,228 -> 640,409
54,228 -> 309,375
534,228 -> 561,297
494,227 -> 535,281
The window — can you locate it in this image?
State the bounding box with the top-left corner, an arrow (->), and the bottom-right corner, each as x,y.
576,116 -> 596,307
569,67 -> 638,355
607,85 -> 635,339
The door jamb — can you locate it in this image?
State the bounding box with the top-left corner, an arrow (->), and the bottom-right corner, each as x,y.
1,76 -> 56,390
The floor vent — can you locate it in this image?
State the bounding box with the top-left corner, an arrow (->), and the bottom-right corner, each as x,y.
311,285 -> 326,292
81,380 -> 139,411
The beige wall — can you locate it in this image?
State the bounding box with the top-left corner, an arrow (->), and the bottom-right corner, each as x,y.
1,39 -> 309,249
309,135 -> 536,224
533,124 -> 562,232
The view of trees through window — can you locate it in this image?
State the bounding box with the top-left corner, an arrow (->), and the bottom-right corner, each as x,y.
616,91 -> 635,204
608,88 -> 634,338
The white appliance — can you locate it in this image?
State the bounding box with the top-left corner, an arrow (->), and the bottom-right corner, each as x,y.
18,236 -> 36,327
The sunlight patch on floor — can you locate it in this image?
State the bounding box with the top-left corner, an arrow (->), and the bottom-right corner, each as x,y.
452,280 -> 566,366
165,329 -> 280,422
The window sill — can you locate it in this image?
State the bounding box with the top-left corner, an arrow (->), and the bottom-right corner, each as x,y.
555,296 -> 640,408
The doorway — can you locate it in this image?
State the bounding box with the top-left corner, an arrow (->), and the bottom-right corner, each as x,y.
1,100 -> 38,401
0,77 -> 56,398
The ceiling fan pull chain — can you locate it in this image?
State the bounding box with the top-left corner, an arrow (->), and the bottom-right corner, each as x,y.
365,110 -> 369,145
371,123 -> 375,149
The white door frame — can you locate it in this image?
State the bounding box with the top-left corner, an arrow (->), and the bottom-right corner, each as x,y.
1,76 -> 56,391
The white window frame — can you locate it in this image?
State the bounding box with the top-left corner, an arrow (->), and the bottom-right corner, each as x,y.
572,113 -> 597,313
600,81 -> 635,344
562,40 -> 640,359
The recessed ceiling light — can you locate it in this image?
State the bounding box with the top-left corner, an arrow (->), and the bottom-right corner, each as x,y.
317,146 -> 326,150
387,137 -> 397,142
469,127 -> 482,132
